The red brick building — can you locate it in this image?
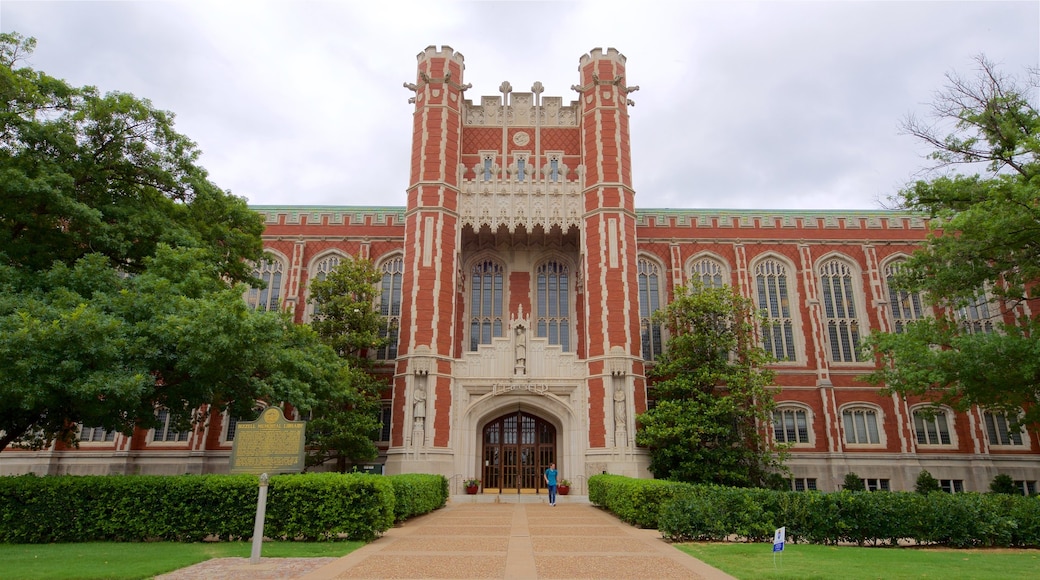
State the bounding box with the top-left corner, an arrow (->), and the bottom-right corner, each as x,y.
5,47 -> 1038,495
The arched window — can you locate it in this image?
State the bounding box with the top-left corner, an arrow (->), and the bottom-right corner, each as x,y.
984,410 -> 1025,446
772,406 -> 811,444
958,289 -> 997,335
912,407 -> 952,445
754,258 -> 796,361
470,259 -> 505,351
536,260 -> 570,351
842,406 -> 881,445
377,256 -> 403,360
246,258 -> 284,312
638,258 -> 663,361
309,254 -> 343,318
819,258 -> 862,362
884,261 -> 925,333
690,257 -> 726,289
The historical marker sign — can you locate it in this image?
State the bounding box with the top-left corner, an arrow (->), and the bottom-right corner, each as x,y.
230,407 -> 306,474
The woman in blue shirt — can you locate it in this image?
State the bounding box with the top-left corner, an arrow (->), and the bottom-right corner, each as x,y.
544,462 -> 558,506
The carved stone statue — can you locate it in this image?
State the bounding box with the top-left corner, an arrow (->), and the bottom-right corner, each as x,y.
614,383 -> 626,424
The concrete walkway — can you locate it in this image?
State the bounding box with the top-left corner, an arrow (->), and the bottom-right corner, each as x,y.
300,497 -> 736,579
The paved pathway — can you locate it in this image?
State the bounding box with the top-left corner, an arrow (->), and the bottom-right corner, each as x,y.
299,500 -> 735,580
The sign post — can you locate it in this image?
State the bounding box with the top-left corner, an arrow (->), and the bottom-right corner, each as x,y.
772,526 -> 786,571
229,407 -> 306,564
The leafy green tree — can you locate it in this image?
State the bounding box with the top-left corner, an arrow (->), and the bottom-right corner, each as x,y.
843,472 -> 865,491
304,257 -> 388,470
863,56 -> 1040,427
915,470 -> 941,494
636,282 -> 783,487
989,473 -> 1019,495
0,33 -> 352,452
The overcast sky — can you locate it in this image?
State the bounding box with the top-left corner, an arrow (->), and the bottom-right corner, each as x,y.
2,1 -> 1037,210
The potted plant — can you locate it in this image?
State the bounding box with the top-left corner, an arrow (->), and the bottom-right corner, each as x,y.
464,478 -> 480,494
557,479 -> 571,495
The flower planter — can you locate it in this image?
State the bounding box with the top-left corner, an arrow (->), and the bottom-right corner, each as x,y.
557,485 -> 570,495
465,485 -> 479,494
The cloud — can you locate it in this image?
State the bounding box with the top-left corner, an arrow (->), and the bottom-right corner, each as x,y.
2,1 -> 1037,209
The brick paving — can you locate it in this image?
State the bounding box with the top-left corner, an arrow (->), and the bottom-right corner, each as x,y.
158,499 -> 736,580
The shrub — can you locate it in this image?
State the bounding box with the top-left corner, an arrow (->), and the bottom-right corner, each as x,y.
0,472 -> 399,543
597,475 -> 1040,549
915,470 -> 941,494
385,473 -> 448,522
843,472 -> 865,491
990,474 -> 1018,495
588,474 -> 688,528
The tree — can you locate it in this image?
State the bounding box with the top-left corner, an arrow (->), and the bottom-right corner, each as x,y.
0,33 -> 353,452
864,56 -> 1040,427
989,473 -> 1019,495
304,257 -> 388,470
915,470 -> 941,494
635,282 -> 784,487
843,472 -> 865,491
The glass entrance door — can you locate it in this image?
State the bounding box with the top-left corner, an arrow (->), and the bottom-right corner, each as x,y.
481,411 -> 556,494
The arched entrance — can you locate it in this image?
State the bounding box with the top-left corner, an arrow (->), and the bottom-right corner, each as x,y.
481,411 -> 556,494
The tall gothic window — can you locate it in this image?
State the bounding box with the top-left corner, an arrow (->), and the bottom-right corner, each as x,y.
377,256 -> 403,360
549,157 -> 560,182
638,258 -> 663,361
309,254 -> 342,318
690,257 -> 725,289
819,259 -> 862,362
537,261 -> 570,351
470,259 -> 504,351
957,290 -> 997,334
246,258 -> 284,312
885,261 -> 925,333
755,258 -> 796,361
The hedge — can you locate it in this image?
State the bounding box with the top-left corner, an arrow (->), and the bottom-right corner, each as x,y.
0,472 -> 446,544
590,475 -> 1040,548
385,473 -> 449,522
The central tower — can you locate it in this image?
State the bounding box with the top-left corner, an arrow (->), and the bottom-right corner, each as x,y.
385,47 -> 649,485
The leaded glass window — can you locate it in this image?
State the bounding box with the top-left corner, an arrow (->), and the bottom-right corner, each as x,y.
246,258 -> 284,312
885,261 -> 925,333
690,257 -> 725,289
470,260 -> 504,351
819,259 -> 862,362
377,257 -> 403,360
638,258 -> 663,361
755,259 -> 796,361
536,261 -> 570,352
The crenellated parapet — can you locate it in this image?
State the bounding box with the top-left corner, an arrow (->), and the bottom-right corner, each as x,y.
578,47 -> 626,67
252,206 -> 406,227
634,209 -> 928,231
463,94 -> 580,126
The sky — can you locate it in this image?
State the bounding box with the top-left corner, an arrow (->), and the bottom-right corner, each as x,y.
2,1 -> 1038,210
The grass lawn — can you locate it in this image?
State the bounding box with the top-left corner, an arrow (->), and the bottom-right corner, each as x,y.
0,541 -> 363,580
678,542 -> 1040,580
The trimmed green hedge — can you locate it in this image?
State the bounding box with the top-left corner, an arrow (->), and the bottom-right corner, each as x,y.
385,473 -> 449,522
588,474 -> 687,528
589,475 -> 1040,548
0,472 -> 446,544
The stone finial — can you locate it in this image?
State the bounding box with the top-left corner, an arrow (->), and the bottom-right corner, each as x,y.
499,81 -> 513,95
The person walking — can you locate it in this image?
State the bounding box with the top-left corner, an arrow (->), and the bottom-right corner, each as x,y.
544,462 -> 559,506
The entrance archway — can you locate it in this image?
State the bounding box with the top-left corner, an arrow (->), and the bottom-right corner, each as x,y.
481,411 -> 556,494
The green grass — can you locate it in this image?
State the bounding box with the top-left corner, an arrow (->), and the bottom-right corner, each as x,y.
678,542 -> 1040,580
0,541 -> 363,580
